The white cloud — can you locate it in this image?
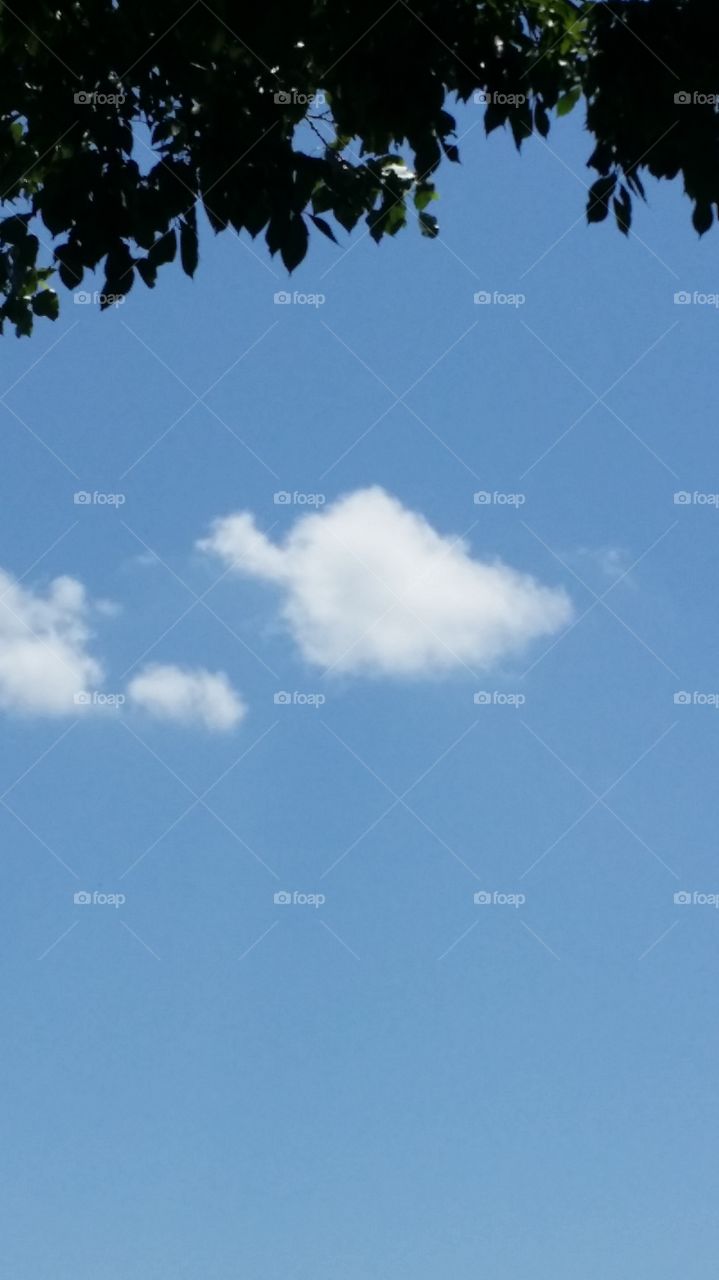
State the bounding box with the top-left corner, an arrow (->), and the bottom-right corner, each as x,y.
0,571 -> 245,730
0,569 -> 104,715
126,664 -> 246,731
575,545 -> 634,584
198,486 -> 572,676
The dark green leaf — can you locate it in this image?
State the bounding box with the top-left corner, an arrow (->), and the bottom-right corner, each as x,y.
55,242 -> 84,289
31,289 -> 59,319
419,211 -> 439,238
148,229 -> 177,268
587,174 -> 617,224
693,200 -> 713,236
180,212 -> 199,276
534,101 -> 550,137
414,184 -> 437,212
333,204 -> 362,234
0,214 -> 30,245
309,213 -> 338,244
280,213 -> 309,272
556,87 -> 581,117
102,241 -> 134,303
613,185 -> 632,235
136,258 -> 157,288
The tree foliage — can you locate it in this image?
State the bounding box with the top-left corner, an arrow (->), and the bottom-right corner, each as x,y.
0,0 -> 717,334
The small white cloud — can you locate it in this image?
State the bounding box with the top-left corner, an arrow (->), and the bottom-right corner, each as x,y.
96,598 -> 123,618
574,545 -> 634,585
198,486 -> 572,676
126,664 -> 246,731
0,569 -> 104,715
131,551 -> 162,569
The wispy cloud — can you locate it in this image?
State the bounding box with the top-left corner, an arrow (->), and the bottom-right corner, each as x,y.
0,570 -> 103,715
126,663 -> 246,732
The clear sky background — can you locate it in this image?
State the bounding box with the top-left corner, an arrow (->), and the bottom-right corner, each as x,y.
1,95 -> 718,1280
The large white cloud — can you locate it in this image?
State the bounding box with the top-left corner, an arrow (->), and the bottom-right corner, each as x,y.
0,569 -> 104,715
198,487 -> 573,675
126,664 -> 246,731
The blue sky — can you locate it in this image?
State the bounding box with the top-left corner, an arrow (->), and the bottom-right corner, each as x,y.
1,99 -> 719,1279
